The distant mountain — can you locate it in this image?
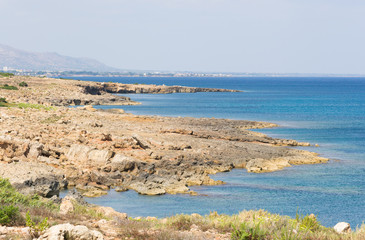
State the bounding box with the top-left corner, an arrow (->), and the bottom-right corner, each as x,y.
0,44 -> 120,72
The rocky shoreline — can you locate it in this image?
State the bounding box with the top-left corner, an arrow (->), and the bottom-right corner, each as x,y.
2,76 -> 361,240
0,76 -> 328,198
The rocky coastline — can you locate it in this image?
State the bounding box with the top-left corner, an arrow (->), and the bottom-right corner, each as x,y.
4,76 -> 360,239
0,76 -> 329,198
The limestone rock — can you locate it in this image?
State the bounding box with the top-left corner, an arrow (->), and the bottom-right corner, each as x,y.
334,222 -> 351,234
38,223 -> 104,240
246,158 -> 291,173
59,196 -> 75,215
129,182 -> 166,195
82,189 -> 108,198
66,144 -> 114,166
96,206 -> 128,220
115,186 -> 128,192
0,161 -> 66,197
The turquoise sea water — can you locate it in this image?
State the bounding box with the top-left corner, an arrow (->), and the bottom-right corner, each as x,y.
71,77 -> 365,227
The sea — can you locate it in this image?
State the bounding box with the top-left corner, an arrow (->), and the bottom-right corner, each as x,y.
66,76 -> 365,228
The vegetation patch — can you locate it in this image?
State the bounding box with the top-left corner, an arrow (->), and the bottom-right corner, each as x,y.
0,84 -> 18,90
18,81 -> 28,87
0,72 -> 14,78
0,178 -> 55,226
0,101 -> 55,110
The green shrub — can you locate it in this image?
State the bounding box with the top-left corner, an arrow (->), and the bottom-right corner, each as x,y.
18,81 -> 28,87
0,177 -> 55,209
295,212 -> 321,232
231,221 -> 268,240
0,97 -> 6,103
0,205 -> 20,225
0,84 -> 18,90
26,211 -> 49,238
0,72 -> 14,77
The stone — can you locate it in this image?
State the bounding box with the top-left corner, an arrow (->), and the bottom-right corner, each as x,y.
59,196 -> 75,215
82,189 -> 108,198
334,222 -> 351,234
115,186 -> 128,192
66,189 -> 89,205
0,161 -> 66,197
37,223 -> 104,240
88,149 -> 114,165
96,206 -> 128,220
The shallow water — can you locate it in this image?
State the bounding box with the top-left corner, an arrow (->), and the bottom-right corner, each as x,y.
70,77 -> 365,227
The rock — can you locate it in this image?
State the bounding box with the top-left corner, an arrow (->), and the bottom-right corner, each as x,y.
37,223 -> 104,240
82,189 -> 108,198
66,144 -> 114,166
115,186 -> 128,192
59,196 -> 75,215
88,149 -> 114,165
65,189 -> 89,205
334,222 -> 351,234
49,195 -> 62,204
0,226 -> 31,239
85,105 -> 97,112
27,142 -> 44,159
0,161 -> 66,197
308,213 -> 316,220
246,158 -> 291,173
66,144 -> 93,163
146,216 -> 157,221
96,206 -> 128,220
110,154 -> 137,172
129,182 -> 166,195
100,133 -> 112,141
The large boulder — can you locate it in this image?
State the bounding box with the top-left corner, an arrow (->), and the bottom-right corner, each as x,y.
38,223 -> 104,240
0,161 -> 66,197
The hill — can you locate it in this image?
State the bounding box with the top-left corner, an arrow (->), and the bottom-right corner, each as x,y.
0,44 -> 119,72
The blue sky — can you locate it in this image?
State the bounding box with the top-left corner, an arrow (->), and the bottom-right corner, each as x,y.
0,0 -> 364,74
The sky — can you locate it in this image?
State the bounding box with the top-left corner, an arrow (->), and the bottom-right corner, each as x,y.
0,0 -> 365,74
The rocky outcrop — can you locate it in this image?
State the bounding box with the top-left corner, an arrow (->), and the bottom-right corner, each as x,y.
0,76 -> 139,107
0,161 -> 66,197
84,82 -> 241,95
37,224 -> 104,240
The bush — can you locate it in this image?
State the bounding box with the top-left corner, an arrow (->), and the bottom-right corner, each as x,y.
231,221 -> 268,240
0,84 -> 18,90
0,72 -> 14,77
26,211 -> 49,238
0,205 -> 20,225
18,81 -> 28,87
0,177 -> 55,208
0,97 -> 6,103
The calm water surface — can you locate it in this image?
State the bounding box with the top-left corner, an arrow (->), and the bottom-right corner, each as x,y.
68,77 -> 365,227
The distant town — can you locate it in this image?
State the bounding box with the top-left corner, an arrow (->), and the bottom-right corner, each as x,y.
1,66 -> 364,78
